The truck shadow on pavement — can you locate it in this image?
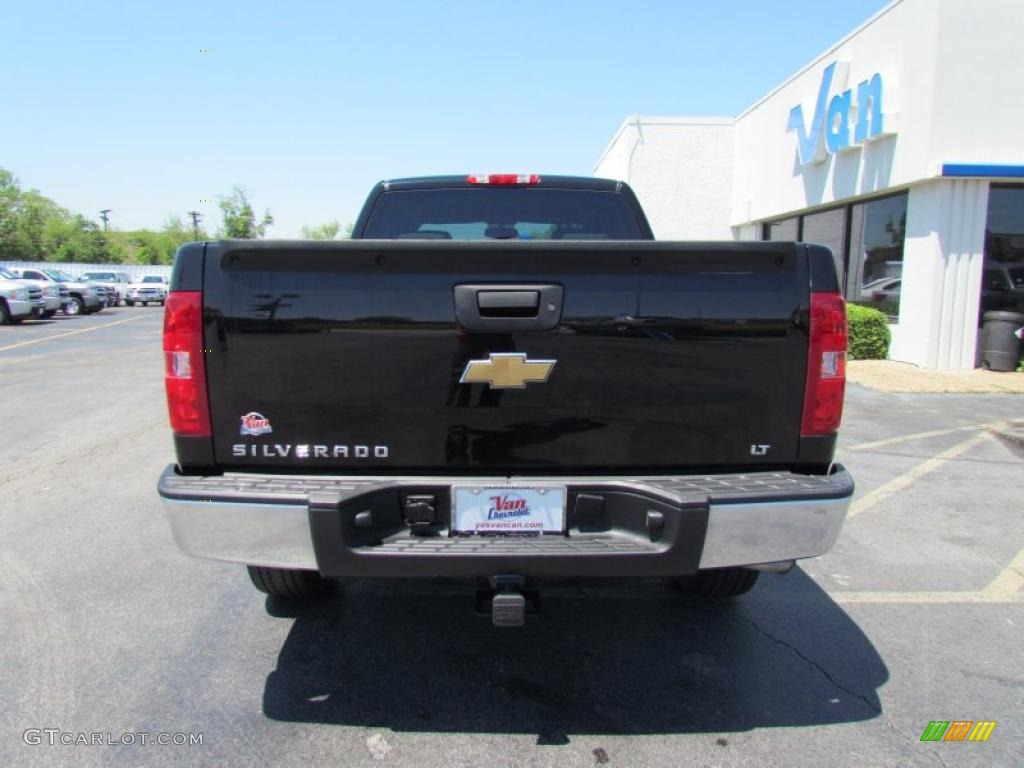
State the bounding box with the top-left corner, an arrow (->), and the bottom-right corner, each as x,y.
262,568 -> 887,743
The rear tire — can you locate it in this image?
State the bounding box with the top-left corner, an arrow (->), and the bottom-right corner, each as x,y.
247,565 -> 330,597
126,300 -> 135,306
673,567 -> 760,598
43,309 -> 56,319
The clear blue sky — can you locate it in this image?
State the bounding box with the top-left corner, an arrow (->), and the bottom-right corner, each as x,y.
2,0 -> 889,237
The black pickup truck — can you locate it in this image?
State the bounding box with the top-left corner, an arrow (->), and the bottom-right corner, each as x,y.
158,174 -> 853,624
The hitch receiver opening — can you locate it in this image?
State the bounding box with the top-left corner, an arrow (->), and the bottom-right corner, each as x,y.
477,575 -> 537,627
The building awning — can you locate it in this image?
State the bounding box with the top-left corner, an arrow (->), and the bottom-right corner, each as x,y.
941,164 -> 1024,178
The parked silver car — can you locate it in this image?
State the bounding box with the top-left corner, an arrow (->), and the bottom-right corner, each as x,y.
11,268 -> 106,315
859,276 -> 901,303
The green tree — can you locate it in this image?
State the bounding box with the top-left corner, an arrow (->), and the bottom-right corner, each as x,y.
0,165 -> 215,264
67,215 -> 118,263
218,185 -> 273,239
132,231 -> 164,265
8,188 -> 53,260
0,170 -> 23,257
107,217 -> 210,265
300,220 -> 341,240
165,215 -> 208,244
0,167 -> 123,263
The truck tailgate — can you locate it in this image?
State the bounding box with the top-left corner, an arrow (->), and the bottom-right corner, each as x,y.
201,240 -> 809,472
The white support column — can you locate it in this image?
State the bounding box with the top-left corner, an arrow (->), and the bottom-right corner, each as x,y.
890,179 -> 989,369
733,223 -> 760,241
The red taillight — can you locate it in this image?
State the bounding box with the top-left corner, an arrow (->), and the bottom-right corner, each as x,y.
801,292 -> 847,436
466,173 -> 541,185
163,291 -> 211,437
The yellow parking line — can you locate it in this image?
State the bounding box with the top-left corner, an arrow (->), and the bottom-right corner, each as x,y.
843,422 -> 1002,452
830,561 -> 1023,603
846,430 -> 993,519
758,547 -> 1024,605
0,315 -> 151,353
981,547 -> 1024,601
831,590 -> 1012,604
758,588 -> 1021,604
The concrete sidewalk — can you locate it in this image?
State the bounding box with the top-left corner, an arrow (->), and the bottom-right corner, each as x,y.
848,359 -> 1024,393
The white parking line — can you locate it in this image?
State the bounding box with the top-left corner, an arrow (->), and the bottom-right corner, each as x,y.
0,315 -> 152,353
846,430 -> 994,519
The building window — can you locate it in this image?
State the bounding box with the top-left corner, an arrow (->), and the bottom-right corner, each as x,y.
801,206 -> 847,287
763,217 -> 799,241
760,193 -> 907,320
847,192 -> 907,318
982,184 -> 1024,316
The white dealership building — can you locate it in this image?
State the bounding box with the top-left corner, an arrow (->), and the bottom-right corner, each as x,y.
595,0 -> 1024,369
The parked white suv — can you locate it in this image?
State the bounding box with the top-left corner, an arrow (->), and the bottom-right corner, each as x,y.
125,275 -> 168,306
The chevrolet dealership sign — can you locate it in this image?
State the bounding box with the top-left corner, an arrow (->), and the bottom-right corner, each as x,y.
788,61 -> 890,165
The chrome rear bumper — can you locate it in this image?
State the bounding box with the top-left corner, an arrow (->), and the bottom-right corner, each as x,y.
158,466 -> 853,576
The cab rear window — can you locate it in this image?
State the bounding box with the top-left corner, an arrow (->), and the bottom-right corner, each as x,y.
362,188 -> 647,240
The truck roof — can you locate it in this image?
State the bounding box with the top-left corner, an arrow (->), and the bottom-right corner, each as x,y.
378,175 -> 625,192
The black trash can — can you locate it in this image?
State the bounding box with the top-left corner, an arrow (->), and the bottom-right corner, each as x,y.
980,311 -> 1024,371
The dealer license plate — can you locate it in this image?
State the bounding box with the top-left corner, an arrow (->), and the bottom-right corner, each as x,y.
452,486 -> 566,534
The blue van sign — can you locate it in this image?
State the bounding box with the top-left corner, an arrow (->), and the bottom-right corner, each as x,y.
787,62 -> 888,165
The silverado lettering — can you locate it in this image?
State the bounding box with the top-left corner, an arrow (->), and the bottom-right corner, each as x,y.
231,444 -> 389,458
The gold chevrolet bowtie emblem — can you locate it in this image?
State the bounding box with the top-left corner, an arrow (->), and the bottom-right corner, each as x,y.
459,353 -> 556,389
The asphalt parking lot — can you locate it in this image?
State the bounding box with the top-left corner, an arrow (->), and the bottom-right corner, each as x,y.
1,308 -> 1021,768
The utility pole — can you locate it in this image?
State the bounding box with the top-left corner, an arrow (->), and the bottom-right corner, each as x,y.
188,210 -> 202,240
99,209 -> 111,231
